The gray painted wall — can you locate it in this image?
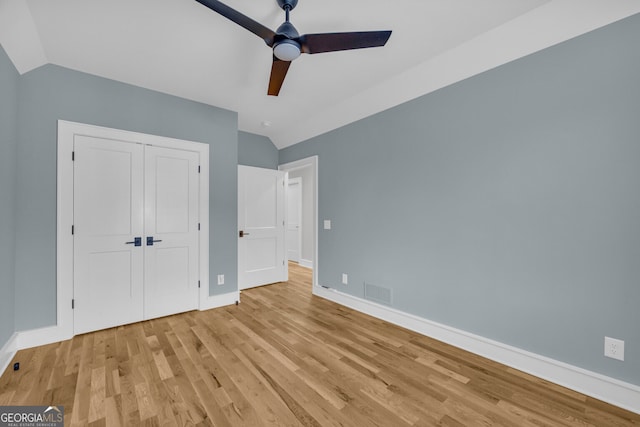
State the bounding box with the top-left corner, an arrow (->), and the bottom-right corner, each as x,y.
238,131 -> 278,170
280,14 -> 640,386
14,64 -> 239,331
0,46 -> 18,346
289,166 -> 314,263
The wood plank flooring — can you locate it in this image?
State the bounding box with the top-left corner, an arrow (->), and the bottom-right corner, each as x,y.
1,263 -> 639,426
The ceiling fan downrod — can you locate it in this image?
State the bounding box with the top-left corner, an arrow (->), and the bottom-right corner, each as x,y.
277,0 -> 297,23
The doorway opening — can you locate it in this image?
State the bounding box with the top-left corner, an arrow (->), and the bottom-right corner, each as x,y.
279,156 -> 318,291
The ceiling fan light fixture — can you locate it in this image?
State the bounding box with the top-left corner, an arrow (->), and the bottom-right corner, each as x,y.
273,39 -> 301,61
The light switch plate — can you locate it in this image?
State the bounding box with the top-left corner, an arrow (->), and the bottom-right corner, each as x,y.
324,220 -> 331,230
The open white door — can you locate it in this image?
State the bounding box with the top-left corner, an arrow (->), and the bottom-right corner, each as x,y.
238,165 -> 287,290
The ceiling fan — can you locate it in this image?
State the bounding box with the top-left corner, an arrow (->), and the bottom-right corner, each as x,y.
195,0 -> 392,96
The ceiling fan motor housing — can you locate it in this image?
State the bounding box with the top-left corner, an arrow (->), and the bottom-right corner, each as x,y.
276,21 -> 299,39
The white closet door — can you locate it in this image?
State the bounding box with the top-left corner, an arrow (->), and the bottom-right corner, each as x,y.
143,146 -> 200,319
74,138 -> 201,334
73,136 -> 144,335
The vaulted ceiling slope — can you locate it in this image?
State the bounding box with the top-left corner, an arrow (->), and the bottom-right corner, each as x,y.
1,0 -> 639,149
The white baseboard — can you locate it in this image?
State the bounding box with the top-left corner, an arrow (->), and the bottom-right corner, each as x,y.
2,292 -> 239,377
16,325 -> 72,351
199,291 -> 240,311
6,291 -> 240,365
313,285 -> 640,415
1,325 -> 71,377
0,333 -> 18,376
298,258 -> 313,269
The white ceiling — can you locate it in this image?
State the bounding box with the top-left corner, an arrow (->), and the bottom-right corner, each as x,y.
1,0 -> 639,148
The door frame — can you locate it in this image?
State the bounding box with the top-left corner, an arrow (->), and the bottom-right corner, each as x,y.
279,156 -> 318,289
56,120 -> 209,341
287,177 -> 302,263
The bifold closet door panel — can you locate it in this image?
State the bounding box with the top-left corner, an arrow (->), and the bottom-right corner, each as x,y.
73,135 -> 144,335
143,146 -> 200,320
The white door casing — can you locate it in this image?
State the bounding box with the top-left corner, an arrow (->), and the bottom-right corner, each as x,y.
73,136 -> 145,335
144,146 -> 200,320
287,177 -> 302,263
56,121 -> 209,342
278,156 -> 318,286
238,165 -> 287,290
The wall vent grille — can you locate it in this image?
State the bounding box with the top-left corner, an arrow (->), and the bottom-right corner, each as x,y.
364,282 -> 392,306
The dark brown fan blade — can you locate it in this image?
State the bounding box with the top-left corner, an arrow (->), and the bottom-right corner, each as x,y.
195,0 -> 277,46
268,56 -> 292,96
299,30 -> 391,54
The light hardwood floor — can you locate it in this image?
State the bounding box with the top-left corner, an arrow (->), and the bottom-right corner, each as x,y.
1,263 -> 639,426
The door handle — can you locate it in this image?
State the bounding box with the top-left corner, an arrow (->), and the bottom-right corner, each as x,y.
125,237 -> 142,246
147,236 -> 163,246
239,230 -> 250,238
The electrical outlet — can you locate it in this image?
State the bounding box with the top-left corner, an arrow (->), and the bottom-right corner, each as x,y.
604,336 -> 625,361
324,220 -> 331,230
342,273 -> 348,285
217,274 -> 224,285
